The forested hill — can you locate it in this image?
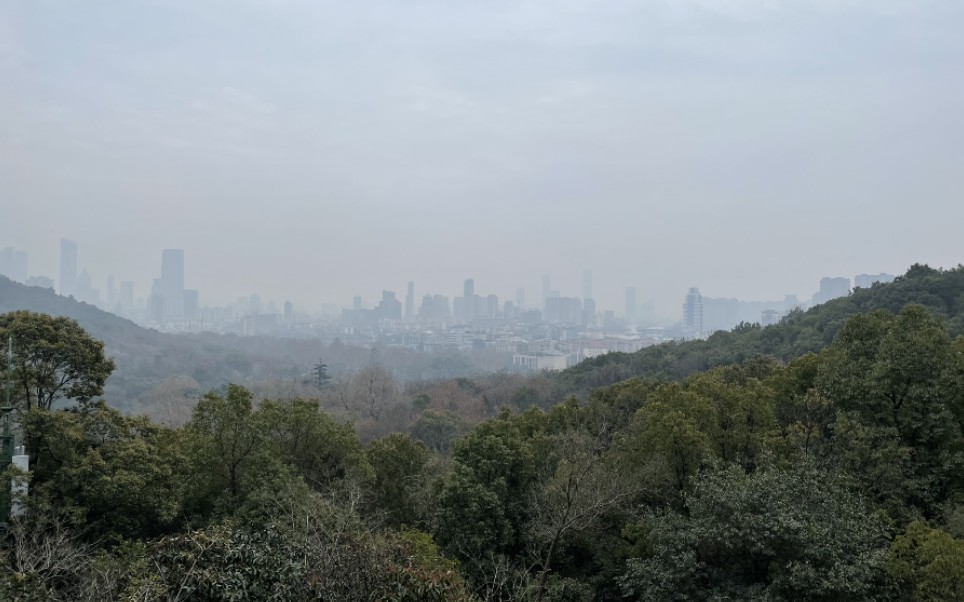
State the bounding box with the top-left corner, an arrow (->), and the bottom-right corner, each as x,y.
0,277 -> 150,343
0,278 -> 501,417
0,277 -> 311,411
557,263 -> 964,394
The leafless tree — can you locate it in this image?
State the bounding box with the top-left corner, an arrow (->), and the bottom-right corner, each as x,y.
526,427 -> 634,601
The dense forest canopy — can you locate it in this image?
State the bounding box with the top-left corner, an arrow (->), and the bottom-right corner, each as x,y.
1,265 -> 963,600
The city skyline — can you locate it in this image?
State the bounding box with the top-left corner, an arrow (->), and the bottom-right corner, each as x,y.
2,236 -> 902,334
0,235 -> 912,322
3,1 -> 962,320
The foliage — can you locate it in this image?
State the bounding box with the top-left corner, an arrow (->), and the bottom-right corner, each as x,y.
620,464 -> 894,601
0,310 -> 115,411
888,521 -> 964,602
312,361 -> 331,388
6,284 -> 964,601
365,433 -> 431,529
256,397 -> 368,490
186,384 -> 267,509
24,401 -> 185,541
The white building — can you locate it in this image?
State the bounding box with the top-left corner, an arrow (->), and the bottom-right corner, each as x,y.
513,351 -> 568,371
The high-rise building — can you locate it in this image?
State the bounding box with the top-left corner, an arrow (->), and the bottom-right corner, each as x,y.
0,247 -> 27,283
463,278 -> 475,322
582,269 -> 592,301
59,238 -> 78,297
159,249 -> 185,317
683,287 -> 704,340
119,281 -> 134,315
545,297 -> 582,324
542,274 -> 551,309
485,294 -> 499,317
418,295 -> 451,321
515,287 -> 525,310
582,298 -> 596,327
107,275 -> 117,307
761,309 -> 786,327
377,290 -> 402,320
812,277 -> 850,305
625,287 -> 637,322
75,269 -> 99,305
183,289 -> 200,321
405,282 -> 415,322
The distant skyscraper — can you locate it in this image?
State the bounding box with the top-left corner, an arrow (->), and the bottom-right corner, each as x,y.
0,247 -> 27,283
812,277 -> 850,305
378,290 -> 402,320
183,289 -> 200,321
545,297 -> 583,325
582,298 -> 596,327
419,294 -> 451,321
159,249 -> 185,317
283,300 -> 294,322
353,295 -> 363,310
120,281 -> 134,315
107,275 -> 117,307
582,269 -> 592,301
485,294 -> 499,317
59,238 -> 78,297
405,281 -> 415,322
542,273 -> 551,308
683,287 -> 704,340
515,287 -> 525,310
75,269 -> 99,305
464,278 -> 475,322
625,287 -> 637,322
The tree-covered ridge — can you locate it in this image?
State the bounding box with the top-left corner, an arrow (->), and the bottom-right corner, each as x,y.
0,276 -> 505,418
2,301 -> 963,600
558,263 -> 964,395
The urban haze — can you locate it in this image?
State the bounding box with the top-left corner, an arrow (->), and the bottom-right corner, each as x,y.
2,0 -> 962,322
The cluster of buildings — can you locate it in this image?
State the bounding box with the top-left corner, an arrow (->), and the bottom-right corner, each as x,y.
680,273 -> 896,340
0,239 -> 900,372
336,273 -> 668,370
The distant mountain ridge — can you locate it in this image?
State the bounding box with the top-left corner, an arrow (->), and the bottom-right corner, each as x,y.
0,277 -> 494,416
0,276 -> 313,411
557,263 -> 964,395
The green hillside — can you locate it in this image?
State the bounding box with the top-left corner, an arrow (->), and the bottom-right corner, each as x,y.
558,263 -> 964,394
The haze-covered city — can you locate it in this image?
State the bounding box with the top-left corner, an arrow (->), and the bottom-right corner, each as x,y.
0,240 -> 903,369
2,1 -> 963,600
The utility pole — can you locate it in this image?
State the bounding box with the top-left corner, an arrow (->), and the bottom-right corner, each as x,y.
1,336 -> 29,523
1,336 -> 14,524
1,336 -> 13,464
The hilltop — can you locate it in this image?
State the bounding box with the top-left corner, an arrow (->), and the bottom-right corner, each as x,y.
556,263 -> 964,395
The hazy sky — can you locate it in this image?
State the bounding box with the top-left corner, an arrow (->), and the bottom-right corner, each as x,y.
2,0 -> 962,318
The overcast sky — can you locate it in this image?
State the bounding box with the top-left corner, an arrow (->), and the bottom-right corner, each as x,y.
2,0 -> 962,318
